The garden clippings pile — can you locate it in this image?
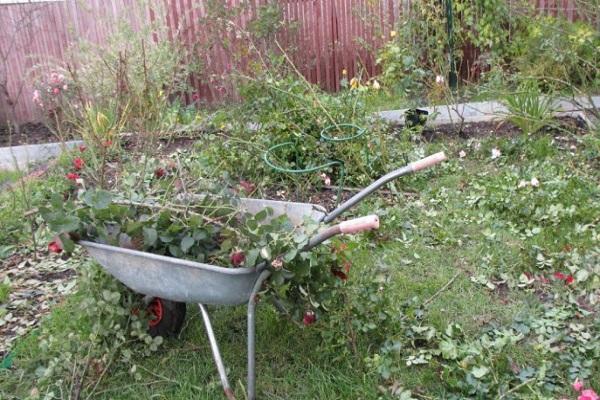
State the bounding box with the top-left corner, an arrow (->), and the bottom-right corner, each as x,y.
40,185 -> 351,325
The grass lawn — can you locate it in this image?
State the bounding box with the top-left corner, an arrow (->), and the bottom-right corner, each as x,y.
1,125 -> 599,399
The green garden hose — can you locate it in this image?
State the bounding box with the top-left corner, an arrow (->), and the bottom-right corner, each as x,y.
263,123 -> 367,205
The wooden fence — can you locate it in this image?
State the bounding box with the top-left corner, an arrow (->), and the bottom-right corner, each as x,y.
0,0 -> 588,124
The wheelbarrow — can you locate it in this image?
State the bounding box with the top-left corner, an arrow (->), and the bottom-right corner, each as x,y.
80,152 -> 446,399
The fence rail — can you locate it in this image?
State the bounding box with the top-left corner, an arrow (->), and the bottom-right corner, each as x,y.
0,0 -> 586,124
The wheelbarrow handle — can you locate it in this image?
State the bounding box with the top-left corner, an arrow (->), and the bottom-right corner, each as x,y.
409,151 -> 447,172
339,215 -> 380,234
305,215 -> 380,250
321,152 -> 447,223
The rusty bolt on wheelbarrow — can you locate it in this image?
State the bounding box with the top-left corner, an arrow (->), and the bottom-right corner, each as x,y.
81,152 -> 447,399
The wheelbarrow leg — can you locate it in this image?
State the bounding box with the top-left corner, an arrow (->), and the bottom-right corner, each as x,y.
198,304 -> 236,400
247,270 -> 271,400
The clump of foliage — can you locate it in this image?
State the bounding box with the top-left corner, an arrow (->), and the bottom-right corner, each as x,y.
508,16 -> 600,90
30,4 -> 202,146
504,80 -> 557,135
200,56 -> 396,191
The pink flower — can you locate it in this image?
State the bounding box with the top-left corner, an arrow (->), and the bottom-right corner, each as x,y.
66,172 -> 80,181
52,87 -> 60,95
303,311 -> 316,326
79,144 -> 87,152
230,250 -> 245,267
573,378 -> 584,392
578,389 -> 599,400
62,84 -> 68,91
271,257 -> 283,269
32,90 -> 41,103
73,157 -> 84,170
192,92 -> 200,101
49,72 -> 64,84
565,275 -> 575,285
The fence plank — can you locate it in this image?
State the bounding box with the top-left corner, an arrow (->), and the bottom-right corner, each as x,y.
0,0 -> 591,124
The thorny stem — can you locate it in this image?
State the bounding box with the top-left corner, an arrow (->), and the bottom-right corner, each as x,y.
274,40 -> 342,132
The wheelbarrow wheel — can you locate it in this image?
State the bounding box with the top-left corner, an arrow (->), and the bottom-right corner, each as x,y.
147,298 -> 186,337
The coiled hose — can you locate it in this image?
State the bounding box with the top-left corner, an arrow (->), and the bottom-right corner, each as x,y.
263,123 -> 367,206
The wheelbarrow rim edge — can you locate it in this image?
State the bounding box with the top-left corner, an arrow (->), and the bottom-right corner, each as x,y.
80,240 -> 269,275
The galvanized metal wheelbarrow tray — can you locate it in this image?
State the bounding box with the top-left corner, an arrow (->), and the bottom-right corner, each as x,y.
80,152 -> 446,399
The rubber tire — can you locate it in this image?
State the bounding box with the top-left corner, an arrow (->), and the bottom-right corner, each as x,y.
147,298 -> 187,338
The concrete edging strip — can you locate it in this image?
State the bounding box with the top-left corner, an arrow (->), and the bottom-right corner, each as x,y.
375,95 -> 600,127
0,140 -> 83,171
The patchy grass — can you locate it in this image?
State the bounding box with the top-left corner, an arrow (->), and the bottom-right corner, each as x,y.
0,170 -> 22,186
0,282 -> 10,304
1,126 -> 599,399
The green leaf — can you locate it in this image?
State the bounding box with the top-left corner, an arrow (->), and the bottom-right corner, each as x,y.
159,235 -> 173,243
83,189 -> 112,210
193,229 -> 208,241
0,245 -> 15,260
59,235 -> 75,253
283,249 -> 297,263
472,366 -> 490,379
246,249 -> 260,267
169,244 -> 183,258
254,209 -> 268,222
48,214 -> 80,234
181,236 -> 195,253
439,339 -> 458,360
260,247 -> 271,260
143,228 -> 157,247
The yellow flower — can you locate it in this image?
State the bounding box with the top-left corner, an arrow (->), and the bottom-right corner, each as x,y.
342,69 -> 348,76
390,30 -> 397,38
350,77 -> 359,89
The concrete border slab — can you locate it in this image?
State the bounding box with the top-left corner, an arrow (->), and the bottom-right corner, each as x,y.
376,95 -> 600,126
0,140 -> 83,171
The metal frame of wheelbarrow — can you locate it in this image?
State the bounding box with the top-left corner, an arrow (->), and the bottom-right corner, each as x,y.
81,152 -> 446,400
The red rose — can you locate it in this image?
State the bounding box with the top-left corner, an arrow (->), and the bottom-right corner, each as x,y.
230,250 -> 245,267
73,157 -> 84,170
331,268 -> 348,281
154,167 -> 166,178
553,272 -> 566,280
66,172 -> 80,181
565,275 -> 575,285
48,240 -> 63,253
303,311 -> 316,326
79,144 -> 87,152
